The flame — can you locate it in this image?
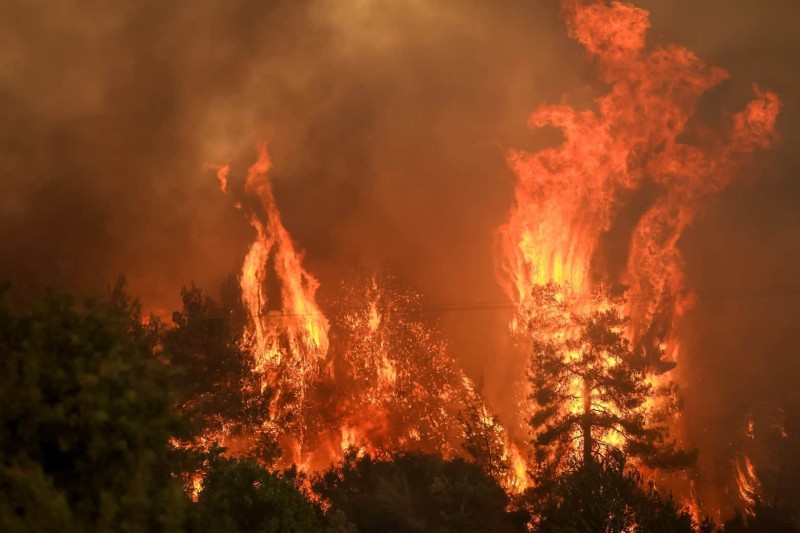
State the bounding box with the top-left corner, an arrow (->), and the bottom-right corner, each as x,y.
241,144 -> 329,368
208,153 -> 524,489
340,426 -> 357,453
216,164 -> 229,192
498,0 -> 779,473
332,275 -> 487,459
504,443 -> 530,493
745,415 -> 755,439
682,479 -> 702,526
735,454 -> 761,511
190,474 -> 203,502
232,143 -> 331,462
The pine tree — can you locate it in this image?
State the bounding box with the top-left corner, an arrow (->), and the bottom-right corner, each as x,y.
522,283 -> 693,480
459,390 -> 510,480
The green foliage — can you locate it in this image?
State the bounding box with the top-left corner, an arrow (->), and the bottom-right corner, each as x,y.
0,458 -> 76,532
190,448 -> 322,533
313,450 -> 529,533
163,285 -> 274,455
0,280 -> 187,531
529,455 -> 695,533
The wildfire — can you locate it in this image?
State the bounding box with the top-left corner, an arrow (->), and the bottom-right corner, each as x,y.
240,144 -> 329,369
330,274 -> 518,471
216,164 -> 230,193
209,146 -> 525,493
229,143 -> 331,464
498,0 -> 779,505
735,454 -> 761,511
193,0 -> 779,514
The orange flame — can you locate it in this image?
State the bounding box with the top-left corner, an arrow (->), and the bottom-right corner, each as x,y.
240,144 -> 329,371
735,454 -> 761,511
214,155 -> 523,486
498,0 -> 780,513
498,0 -> 780,496
234,143 -> 331,463
216,164 -> 229,192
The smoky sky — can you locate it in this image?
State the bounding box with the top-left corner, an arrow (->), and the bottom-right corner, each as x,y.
2,0 -> 800,507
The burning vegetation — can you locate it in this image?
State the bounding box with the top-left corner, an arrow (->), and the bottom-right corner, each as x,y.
1,0 -> 797,531
155,0 -> 783,526
195,0 -> 779,510
202,141 -> 528,492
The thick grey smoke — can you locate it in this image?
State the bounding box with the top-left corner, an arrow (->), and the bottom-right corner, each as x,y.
1,0 -> 799,511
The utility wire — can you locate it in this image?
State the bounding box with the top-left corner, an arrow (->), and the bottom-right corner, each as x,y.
25,282 -> 797,321
235,283 -> 800,319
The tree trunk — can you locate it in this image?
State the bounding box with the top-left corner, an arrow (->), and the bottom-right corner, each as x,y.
582,379 -> 593,465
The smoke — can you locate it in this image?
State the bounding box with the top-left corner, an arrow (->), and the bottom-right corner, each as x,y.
0,0 -> 580,384
1,0 -> 799,512
637,0 -> 800,513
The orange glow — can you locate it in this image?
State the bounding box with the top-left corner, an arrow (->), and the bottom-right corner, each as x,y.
195,1 -> 780,512
498,0 -> 779,493
216,164 -> 229,192
736,454 -> 761,512
207,148 -> 525,492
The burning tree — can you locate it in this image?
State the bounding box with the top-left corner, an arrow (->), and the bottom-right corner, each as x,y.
522,283 -> 694,480
163,283 -> 278,461
459,389 -> 511,481
209,147 -> 528,486
330,273 -> 482,457
326,273 -> 530,491
497,0 -> 779,513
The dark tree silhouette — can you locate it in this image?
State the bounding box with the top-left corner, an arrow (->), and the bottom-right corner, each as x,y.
529,454 -> 696,533
313,451 -> 529,533
190,446 -> 324,533
163,285 -> 277,462
0,280 -> 187,531
722,500 -> 798,532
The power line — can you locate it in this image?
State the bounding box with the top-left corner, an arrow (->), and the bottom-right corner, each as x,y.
223,283 -> 800,319
20,282 -> 799,321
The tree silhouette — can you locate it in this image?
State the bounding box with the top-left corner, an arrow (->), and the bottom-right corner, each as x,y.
722,499 -> 798,532
522,283 -> 694,480
190,446 -> 323,533
0,280 -> 187,531
163,285 -> 277,462
530,454 -> 695,532
459,390 -> 510,480
313,450 -> 529,533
